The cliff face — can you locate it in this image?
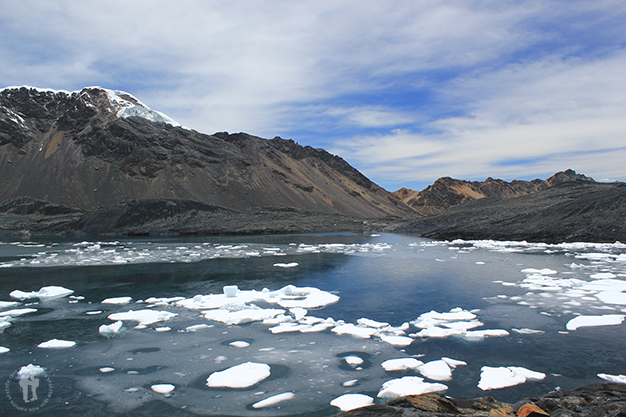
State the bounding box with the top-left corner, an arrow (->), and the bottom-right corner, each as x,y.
393,170 -> 594,215
0,87 -> 413,219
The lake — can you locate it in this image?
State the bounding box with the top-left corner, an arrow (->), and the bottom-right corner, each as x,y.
1,233 -> 625,416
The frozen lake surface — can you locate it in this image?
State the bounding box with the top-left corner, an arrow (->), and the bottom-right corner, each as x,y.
1,233 -> 625,416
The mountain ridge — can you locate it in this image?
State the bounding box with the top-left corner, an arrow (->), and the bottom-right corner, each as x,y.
0,86 -> 414,219
393,169 -> 594,215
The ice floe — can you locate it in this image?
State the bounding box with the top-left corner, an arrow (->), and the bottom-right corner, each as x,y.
102,296 -> 132,304
38,339 -> 76,348
206,362 -> 271,388
99,321 -> 123,338
330,393 -> 374,411
107,309 -> 178,325
99,367 -> 115,373
10,285 -> 74,300
477,366 -> 545,390
566,314 -> 625,330
377,376 -> 448,398
252,392 -> 295,409
151,384 -> 175,394
0,346 -> 9,353
382,358 -> 423,371
597,373 -> 626,383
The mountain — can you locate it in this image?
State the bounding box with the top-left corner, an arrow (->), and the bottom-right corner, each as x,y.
393,169 -> 594,215
392,179 -> 626,243
0,86 -> 413,219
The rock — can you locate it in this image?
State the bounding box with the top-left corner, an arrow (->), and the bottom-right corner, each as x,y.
337,385 -> 626,417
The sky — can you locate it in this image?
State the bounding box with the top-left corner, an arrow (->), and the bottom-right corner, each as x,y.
1,1 -> 625,191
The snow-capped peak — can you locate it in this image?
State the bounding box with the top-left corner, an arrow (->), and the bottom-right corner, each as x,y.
1,85 -> 181,128
90,87 -> 181,127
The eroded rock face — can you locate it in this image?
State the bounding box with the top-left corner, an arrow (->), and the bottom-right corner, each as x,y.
0,86 -> 413,219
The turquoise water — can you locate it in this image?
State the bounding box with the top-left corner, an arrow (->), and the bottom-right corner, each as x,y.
1,233 -> 625,416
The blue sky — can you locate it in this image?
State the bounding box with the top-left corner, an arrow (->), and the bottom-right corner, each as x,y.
1,1 -> 625,191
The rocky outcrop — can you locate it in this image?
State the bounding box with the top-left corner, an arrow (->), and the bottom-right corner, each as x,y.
0,86 -> 414,219
393,170 -> 594,215
392,180 -> 626,243
337,384 -> 626,417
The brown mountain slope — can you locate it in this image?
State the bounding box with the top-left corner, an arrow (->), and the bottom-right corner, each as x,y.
0,86 -> 414,219
393,170 -> 593,214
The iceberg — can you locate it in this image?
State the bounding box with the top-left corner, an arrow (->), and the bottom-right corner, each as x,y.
377,376 -> 448,398
10,286 -> 74,300
566,314 -> 625,331
99,321 -> 123,338
478,366 -> 545,390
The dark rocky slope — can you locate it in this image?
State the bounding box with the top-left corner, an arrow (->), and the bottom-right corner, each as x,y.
394,170 -> 593,215
392,180 -> 626,243
0,197 -> 401,236
0,86 -> 413,219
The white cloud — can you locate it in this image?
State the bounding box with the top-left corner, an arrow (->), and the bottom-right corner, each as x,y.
1,1 -> 625,189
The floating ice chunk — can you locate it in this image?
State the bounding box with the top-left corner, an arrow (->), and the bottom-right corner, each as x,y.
332,324 -> 377,338
18,364 -> 45,378
464,329 -> 509,339
344,356 -> 364,366
330,393 -> 374,411
38,339 -> 76,348
0,301 -> 19,309
184,324 -> 213,332
418,360 -> 452,381
377,334 -> 414,346
102,296 -> 132,304
598,373 -> 626,383
223,285 -> 238,297
596,291 -> 626,305
411,327 -> 464,338
358,318 -> 390,328
521,268 -> 558,275
441,357 -> 467,368
99,367 -> 115,373
229,341 -> 250,348
108,309 -> 178,325
203,306 -> 285,325
512,328 -> 545,335
99,321 -> 123,338
566,314 -> 625,330
10,285 -> 74,300
0,346 -> 9,353
206,362 -> 271,388
0,308 -> 37,317
343,379 -> 359,387
86,310 -> 102,315
273,262 -> 299,268
478,366 -> 545,390
155,326 -> 171,332
151,384 -> 175,394
381,358 -> 423,371
377,376 -> 447,398
253,392 -> 295,409
290,308 -> 307,321
441,319 -> 484,331
590,272 -> 617,279
276,286 -> 340,309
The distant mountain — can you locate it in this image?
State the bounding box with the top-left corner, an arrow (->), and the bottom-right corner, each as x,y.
394,169 -> 594,215
392,180 -> 626,243
0,86 -> 413,219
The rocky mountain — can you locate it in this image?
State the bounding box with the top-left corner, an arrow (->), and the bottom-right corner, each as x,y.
0,86 -> 413,219
394,169 -> 594,215
392,179 -> 626,243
